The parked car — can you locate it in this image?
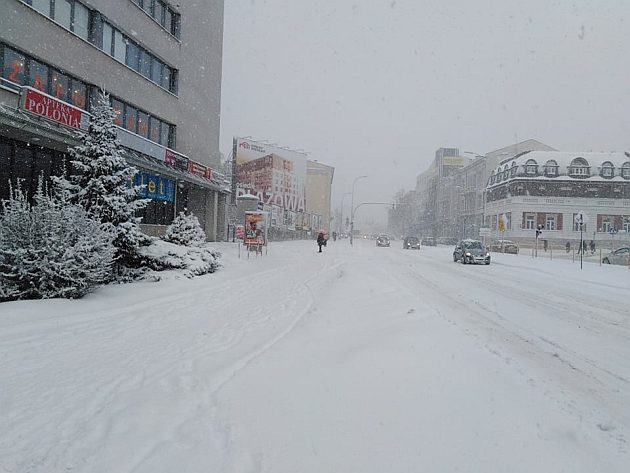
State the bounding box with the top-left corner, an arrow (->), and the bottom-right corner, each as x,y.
453,239 -> 491,265
376,235 -> 390,247
421,237 -> 436,246
488,239 -> 519,254
602,247 -> 630,265
403,236 -> 420,249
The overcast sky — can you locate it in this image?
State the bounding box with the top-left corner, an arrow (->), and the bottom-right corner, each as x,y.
219,0 -> 630,228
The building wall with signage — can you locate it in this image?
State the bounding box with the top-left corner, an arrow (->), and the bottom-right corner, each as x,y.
0,0 -> 224,168
0,0 -> 229,240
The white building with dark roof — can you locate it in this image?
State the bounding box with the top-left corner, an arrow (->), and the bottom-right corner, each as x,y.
485,151 -> 630,247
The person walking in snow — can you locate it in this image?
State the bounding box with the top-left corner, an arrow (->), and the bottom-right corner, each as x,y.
317,232 -> 326,253
590,240 -> 595,255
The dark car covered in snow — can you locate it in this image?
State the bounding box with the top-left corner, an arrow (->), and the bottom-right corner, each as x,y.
453,239 -> 491,265
403,236 -> 420,249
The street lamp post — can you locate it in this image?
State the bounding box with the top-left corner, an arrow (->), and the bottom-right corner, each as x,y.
350,175 -> 368,246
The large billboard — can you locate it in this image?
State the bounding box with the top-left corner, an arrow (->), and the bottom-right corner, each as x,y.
234,137 -> 307,219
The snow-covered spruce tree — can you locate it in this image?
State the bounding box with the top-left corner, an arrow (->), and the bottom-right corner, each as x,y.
54,90 -> 150,275
0,180 -> 114,301
163,211 -> 207,246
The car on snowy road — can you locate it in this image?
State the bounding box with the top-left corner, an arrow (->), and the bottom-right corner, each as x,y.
376,235 -> 390,247
488,240 -> 519,254
403,236 -> 420,249
602,247 -> 630,265
453,239 -> 491,265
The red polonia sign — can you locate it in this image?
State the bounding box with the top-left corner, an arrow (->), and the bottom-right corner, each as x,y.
21,87 -> 89,130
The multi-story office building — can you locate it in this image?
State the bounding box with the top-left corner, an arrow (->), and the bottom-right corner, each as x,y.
0,0 -> 229,240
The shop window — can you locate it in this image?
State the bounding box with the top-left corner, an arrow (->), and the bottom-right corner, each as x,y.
73,2 -> 90,40
137,111 -> 150,138
14,145 -> 35,197
70,79 -> 86,109
0,140 -> 12,202
34,148 -> 53,182
51,70 -> 70,100
125,105 -> 137,132
2,48 -> 26,85
28,59 -> 48,92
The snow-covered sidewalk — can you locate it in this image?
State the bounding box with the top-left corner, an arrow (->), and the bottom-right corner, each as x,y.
1,240 -> 629,472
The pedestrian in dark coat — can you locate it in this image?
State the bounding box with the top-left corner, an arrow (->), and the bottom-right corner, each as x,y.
317,232 -> 326,253
590,240 -> 595,254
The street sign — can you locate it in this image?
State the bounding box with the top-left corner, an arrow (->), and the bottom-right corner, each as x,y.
574,211 -> 589,224
609,227 -> 618,235
479,227 -> 491,237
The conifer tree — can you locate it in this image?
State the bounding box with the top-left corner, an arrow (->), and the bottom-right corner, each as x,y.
55,89 -> 150,273
163,211 -> 207,246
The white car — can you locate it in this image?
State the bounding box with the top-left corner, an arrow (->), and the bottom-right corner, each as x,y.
602,247 -> 630,265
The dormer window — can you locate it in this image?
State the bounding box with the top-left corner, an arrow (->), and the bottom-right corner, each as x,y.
525,159 -> 538,176
622,162 -> 630,179
544,159 -> 559,177
569,157 -> 590,178
600,161 -> 614,178
510,162 -> 517,177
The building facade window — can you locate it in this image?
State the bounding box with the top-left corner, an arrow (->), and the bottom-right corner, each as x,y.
525,159 -> 538,176
600,161 -> 614,178
130,0 -> 181,39
23,0 -> 90,40
94,17 -> 178,93
621,162 -> 630,179
1,44 -> 91,110
2,47 -> 26,86
569,157 -> 590,177
624,216 -> 630,233
523,212 -> 535,230
545,214 -> 556,231
544,159 -> 558,177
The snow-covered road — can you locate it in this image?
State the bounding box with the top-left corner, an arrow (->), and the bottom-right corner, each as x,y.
1,240 -> 629,472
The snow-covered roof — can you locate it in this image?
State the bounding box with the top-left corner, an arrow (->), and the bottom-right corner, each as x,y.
488,150 -> 630,188
497,150 -> 629,170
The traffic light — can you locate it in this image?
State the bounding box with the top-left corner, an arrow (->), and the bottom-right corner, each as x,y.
536,224 -> 543,238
